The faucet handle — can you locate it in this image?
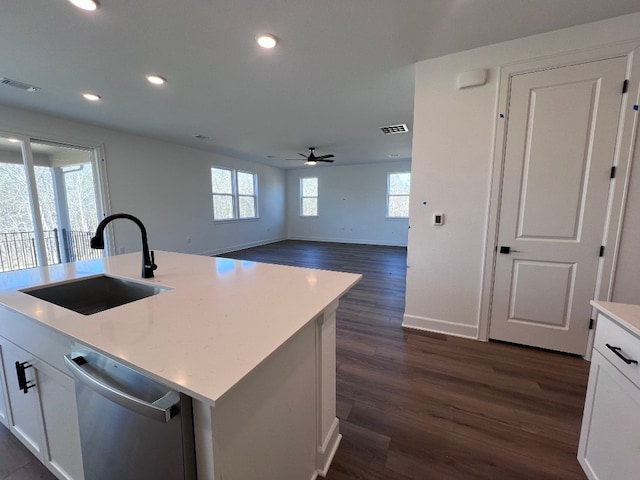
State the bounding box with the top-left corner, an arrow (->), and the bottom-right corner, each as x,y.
142,250 -> 158,278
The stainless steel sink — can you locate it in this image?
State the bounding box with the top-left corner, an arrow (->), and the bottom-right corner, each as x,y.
21,274 -> 170,315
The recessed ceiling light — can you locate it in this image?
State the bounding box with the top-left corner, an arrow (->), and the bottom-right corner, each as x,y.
7,138 -> 20,143
68,0 -> 99,11
146,74 -> 166,85
388,154 -> 399,158
256,33 -> 278,49
82,92 -> 101,101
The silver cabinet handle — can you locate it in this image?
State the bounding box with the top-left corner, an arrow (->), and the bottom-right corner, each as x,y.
64,354 -> 180,423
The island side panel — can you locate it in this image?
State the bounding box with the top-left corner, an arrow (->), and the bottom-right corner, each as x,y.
192,399 -> 216,479
316,300 -> 340,476
209,318 -> 318,480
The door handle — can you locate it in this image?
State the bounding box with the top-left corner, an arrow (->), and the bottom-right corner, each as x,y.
64,354 -> 180,423
605,344 -> 638,365
15,361 -> 36,394
499,246 -> 521,254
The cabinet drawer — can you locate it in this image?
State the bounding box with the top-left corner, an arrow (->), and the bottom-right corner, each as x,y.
594,313 -> 640,389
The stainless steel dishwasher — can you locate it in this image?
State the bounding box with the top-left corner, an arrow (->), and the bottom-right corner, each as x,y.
64,350 -> 197,480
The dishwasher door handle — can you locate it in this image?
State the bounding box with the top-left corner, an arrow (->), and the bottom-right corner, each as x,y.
64,354 -> 180,423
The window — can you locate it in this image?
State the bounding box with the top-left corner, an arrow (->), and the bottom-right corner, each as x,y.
387,172 -> 410,218
0,135 -> 104,272
211,167 -> 257,220
300,177 -> 318,216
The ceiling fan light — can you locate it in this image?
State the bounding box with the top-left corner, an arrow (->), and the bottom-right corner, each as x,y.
68,0 -> 99,11
256,33 -> 278,49
306,161 -> 317,166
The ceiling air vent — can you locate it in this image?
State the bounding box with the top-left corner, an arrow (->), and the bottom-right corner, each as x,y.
0,77 -> 41,93
380,123 -> 409,135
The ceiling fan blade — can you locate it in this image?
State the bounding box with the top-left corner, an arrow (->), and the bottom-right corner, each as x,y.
298,153 -> 308,157
285,158 -> 305,161
317,154 -> 335,159
317,159 -> 335,163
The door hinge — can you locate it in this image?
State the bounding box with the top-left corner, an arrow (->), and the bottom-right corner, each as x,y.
589,318 -> 594,330
610,166 -> 617,179
622,79 -> 629,94
599,245 -> 605,257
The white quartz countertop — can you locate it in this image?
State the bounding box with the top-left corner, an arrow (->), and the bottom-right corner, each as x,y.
591,300 -> 640,338
0,251 -> 361,404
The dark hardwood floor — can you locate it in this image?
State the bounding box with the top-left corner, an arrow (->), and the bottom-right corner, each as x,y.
1,240 -> 589,479
221,240 -> 589,480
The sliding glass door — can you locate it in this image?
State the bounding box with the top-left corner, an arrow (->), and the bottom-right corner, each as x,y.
0,135 -> 104,272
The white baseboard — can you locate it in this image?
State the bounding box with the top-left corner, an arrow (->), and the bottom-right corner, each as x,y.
287,235 -> 407,247
402,314 -> 479,339
198,236 -> 287,256
316,417 -> 341,477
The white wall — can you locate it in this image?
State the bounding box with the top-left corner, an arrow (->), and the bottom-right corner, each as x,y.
286,161 -> 411,246
612,126 -> 640,304
0,104 -> 286,257
405,13 -> 640,338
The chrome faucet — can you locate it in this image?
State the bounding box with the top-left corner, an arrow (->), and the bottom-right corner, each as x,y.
90,213 -> 158,278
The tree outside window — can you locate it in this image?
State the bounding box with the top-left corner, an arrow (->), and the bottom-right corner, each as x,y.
387,172 -> 410,218
300,177 -> 318,217
211,167 -> 258,220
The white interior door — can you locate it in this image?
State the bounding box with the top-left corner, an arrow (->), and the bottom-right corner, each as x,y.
489,56 -> 627,355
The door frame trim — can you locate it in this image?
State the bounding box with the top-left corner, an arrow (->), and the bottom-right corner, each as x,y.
478,40 -> 640,348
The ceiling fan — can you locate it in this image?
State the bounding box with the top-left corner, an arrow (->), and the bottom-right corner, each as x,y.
286,147 -> 335,165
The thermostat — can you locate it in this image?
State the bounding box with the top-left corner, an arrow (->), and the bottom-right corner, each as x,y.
433,213 -> 444,226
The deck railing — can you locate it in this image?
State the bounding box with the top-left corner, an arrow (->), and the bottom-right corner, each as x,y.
0,229 -> 101,273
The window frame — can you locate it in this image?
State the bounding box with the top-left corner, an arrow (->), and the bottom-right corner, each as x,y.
300,176 -> 318,217
386,171 -> 411,219
236,169 -> 258,219
211,167 -> 258,221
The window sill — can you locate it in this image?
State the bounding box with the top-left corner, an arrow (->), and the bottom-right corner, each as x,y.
213,217 -> 260,223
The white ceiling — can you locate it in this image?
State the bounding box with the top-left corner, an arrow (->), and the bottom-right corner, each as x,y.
1,1 -> 638,168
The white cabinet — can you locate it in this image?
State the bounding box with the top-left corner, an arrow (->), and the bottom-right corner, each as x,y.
578,312 -> 640,480
38,356 -> 84,480
2,339 -> 48,459
0,310 -> 84,480
0,341 -> 11,426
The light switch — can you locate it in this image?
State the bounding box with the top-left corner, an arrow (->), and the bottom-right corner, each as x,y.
433,213 -> 444,226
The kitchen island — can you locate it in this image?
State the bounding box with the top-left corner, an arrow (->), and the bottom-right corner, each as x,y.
578,301 -> 640,480
0,251 -> 361,480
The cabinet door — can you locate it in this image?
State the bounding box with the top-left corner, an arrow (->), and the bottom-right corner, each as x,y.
578,350 -> 640,480
1,339 -> 47,460
0,343 -> 9,427
38,361 -> 84,480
